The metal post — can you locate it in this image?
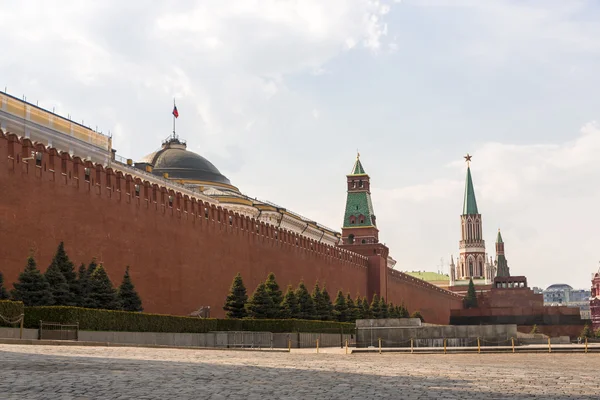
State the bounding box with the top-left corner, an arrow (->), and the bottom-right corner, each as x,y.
511,337 -> 515,353
477,337 -> 481,354
444,338 -> 447,354
345,339 -> 349,354
288,338 -> 291,352
19,316 -> 23,339
585,337 -> 588,354
378,338 -> 382,354
411,338 -> 414,354
316,339 -> 319,354
548,338 -> 551,353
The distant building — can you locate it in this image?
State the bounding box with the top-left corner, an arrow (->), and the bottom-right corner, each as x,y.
532,287 -> 543,294
405,271 -> 451,289
543,284 -> 591,320
591,267 -> 600,330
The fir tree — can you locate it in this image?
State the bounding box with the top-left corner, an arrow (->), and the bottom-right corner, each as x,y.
346,294 -> 359,321
223,273 -> 248,319
246,282 -> 274,319
355,296 -> 363,318
49,242 -> 77,304
463,278 -> 478,309
388,302 -> 397,318
595,328 -> 600,339
319,286 -> 334,321
311,282 -> 323,319
0,272 -> 10,300
370,294 -> 381,318
580,324 -> 592,339
379,296 -> 389,319
361,296 -> 371,319
44,261 -> 71,306
75,263 -> 89,307
87,259 -> 98,278
295,282 -> 316,320
411,310 -> 424,322
87,265 -> 120,310
280,285 -> 299,319
117,266 -> 143,312
264,273 -> 283,318
11,255 -> 53,306
399,301 -> 409,318
333,290 -> 348,322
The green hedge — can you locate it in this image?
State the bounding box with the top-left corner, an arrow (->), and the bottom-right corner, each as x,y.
0,300 -> 24,327
24,306 -> 355,334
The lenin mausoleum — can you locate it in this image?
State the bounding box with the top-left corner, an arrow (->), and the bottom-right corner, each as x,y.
0,92 -> 464,323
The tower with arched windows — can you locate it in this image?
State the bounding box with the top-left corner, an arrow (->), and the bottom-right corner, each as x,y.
341,154 -> 379,245
456,156 -> 487,280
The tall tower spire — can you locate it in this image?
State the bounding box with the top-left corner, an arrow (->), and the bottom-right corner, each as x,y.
341,153 -> 378,245
458,154 -> 486,280
495,229 -> 510,277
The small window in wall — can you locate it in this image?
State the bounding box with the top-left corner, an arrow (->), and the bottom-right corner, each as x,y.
205,208 -> 209,219
229,216 -> 233,226
359,218 -> 364,224
35,152 -> 42,167
84,168 -> 90,182
361,239 -> 366,244
352,181 -> 356,188
134,184 -> 140,197
168,195 -> 173,207
359,180 -> 363,188
348,234 -> 354,244
274,231 -> 278,239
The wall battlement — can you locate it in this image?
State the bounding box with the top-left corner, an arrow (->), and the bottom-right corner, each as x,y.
0,129 -> 463,323
388,268 -> 462,300
0,131 -> 368,270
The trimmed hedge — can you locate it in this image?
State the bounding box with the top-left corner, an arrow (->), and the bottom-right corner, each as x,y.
0,300 -> 24,327
24,306 -> 355,334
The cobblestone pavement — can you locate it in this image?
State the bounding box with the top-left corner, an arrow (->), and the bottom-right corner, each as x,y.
0,345 -> 598,400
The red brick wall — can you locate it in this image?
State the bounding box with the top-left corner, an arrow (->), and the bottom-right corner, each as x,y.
388,269 -> 463,324
0,133 -> 462,323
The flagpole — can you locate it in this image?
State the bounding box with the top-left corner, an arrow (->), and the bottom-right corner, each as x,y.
173,98 -> 176,139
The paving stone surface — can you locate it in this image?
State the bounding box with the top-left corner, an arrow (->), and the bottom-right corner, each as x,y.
0,345 -> 598,399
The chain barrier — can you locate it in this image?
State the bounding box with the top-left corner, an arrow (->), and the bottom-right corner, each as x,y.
0,313 -> 25,339
0,313 -> 24,325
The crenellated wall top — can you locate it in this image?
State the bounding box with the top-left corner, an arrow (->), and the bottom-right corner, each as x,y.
1,130 -> 369,269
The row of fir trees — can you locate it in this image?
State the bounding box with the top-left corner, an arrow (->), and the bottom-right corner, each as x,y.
223,272 -> 424,322
0,242 -> 143,312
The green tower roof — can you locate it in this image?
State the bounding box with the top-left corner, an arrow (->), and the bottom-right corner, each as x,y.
350,157 -> 366,175
496,229 -> 503,243
343,155 -> 375,229
462,166 -> 479,215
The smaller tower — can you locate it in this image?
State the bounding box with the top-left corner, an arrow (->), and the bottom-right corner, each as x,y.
341,153 -> 378,245
449,255 -> 456,286
495,229 -> 510,277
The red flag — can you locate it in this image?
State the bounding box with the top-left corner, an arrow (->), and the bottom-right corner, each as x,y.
172,105 -> 179,118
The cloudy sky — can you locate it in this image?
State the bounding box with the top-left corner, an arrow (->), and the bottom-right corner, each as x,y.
2,0 -> 599,289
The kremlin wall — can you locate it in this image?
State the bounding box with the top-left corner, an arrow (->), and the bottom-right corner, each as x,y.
0,128 -> 462,324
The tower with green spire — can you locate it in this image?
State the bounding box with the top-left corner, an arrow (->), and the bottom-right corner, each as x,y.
341,153 -> 378,245
339,153 -> 390,302
495,229 -> 510,277
457,154 -> 487,281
